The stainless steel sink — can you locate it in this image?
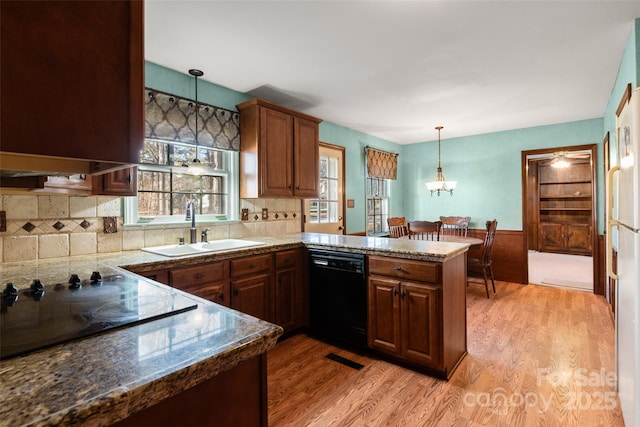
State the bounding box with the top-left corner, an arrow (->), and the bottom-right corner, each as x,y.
142,239 -> 266,257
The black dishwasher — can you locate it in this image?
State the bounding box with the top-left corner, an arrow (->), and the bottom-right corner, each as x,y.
308,249 -> 367,350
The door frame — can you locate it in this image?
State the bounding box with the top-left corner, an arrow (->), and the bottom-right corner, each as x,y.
521,143 -> 598,292
301,142 -> 347,234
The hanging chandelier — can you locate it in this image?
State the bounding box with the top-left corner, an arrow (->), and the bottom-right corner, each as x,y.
184,68 -> 205,175
426,126 -> 457,196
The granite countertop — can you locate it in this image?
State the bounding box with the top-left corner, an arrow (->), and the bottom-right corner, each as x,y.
0,232 -> 469,427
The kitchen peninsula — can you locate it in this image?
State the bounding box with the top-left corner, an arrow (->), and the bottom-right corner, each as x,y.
0,233 -> 470,426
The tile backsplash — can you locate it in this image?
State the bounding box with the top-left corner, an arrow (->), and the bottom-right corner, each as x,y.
0,194 -> 302,262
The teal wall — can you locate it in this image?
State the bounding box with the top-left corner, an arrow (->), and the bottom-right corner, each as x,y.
401,119 -> 603,232
147,15 -> 640,238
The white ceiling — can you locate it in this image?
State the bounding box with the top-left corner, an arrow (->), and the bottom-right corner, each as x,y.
145,1 -> 640,144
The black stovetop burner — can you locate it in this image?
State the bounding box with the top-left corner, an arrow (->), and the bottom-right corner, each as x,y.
1,270 -> 198,360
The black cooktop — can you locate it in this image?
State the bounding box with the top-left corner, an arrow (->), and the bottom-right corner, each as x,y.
1,271 -> 198,360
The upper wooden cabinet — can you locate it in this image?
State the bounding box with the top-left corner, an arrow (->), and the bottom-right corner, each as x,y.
237,98 -> 322,198
0,1 -> 144,174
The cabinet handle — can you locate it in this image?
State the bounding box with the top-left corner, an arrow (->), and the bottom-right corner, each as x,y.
195,273 -> 205,279
296,185 -> 300,190
233,288 -> 238,296
401,290 -> 406,298
288,184 -> 292,190
219,293 -> 224,301
126,174 -> 131,184
393,288 -> 398,297
249,263 -> 257,269
394,266 -> 402,271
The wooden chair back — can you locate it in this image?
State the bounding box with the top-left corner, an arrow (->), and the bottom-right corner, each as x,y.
387,217 -> 408,238
479,219 -> 498,266
407,220 -> 442,240
467,219 -> 498,298
439,216 -> 471,237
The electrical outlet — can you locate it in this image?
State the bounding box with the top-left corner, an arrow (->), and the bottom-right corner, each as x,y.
262,208 -> 269,220
0,211 -> 6,232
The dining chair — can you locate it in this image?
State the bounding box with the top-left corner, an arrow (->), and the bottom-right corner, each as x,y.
407,220 -> 442,241
387,217 -> 408,238
467,219 -> 498,298
439,216 -> 471,237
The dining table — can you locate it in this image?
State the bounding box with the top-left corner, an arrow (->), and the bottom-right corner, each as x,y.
399,234 -> 483,248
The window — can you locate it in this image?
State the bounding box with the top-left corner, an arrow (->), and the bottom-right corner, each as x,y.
124,139 -> 238,225
366,176 -> 389,235
308,153 -> 339,224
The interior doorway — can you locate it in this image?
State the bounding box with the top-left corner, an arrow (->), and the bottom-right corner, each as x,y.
303,142 -> 346,234
521,144 -> 598,291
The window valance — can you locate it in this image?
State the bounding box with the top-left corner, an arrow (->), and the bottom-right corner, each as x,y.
145,88 -> 240,151
366,147 -> 398,180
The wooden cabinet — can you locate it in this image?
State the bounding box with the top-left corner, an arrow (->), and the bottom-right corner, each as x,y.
539,223 -> 592,254
237,98 -> 322,198
368,257 -> 441,369
230,254 -> 273,319
0,0 -> 144,174
93,167 -> 138,196
537,160 -> 594,255
138,268 -> 169,285
274,248 -> 307,334
169,262 -> 230,307
367,254 -> 466,378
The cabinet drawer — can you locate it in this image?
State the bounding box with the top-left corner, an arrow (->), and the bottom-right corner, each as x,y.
275,250 -> 296,269
170,262 -> 228,286
368,256 -> 441,284
231,254 -> 273,278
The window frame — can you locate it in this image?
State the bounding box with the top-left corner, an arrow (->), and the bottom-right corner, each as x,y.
366,176 -> 389,236
124,141 -> 239,226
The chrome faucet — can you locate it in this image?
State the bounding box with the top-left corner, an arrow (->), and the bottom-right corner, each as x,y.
185,199 -> 197,244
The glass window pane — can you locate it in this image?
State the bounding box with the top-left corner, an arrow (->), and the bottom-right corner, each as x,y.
172,194 -> 198,216
328,201 -> 338,222
138,192 -> 171,216
202,194 -> 225,215
329,180 -> 338,201
328,157 -> 338,179
319,179 -> 329,200
319,202 -> 329,222
173,174 -> 202,193
201,176 -> 224,192
320,156 -> 328,178
309,201 -> 319,223
138,170 -> 170,192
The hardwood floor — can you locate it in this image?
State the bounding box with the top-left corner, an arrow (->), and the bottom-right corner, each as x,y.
267,281 -> 623,426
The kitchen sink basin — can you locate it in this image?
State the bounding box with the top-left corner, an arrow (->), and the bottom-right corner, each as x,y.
142,239 -> 266,257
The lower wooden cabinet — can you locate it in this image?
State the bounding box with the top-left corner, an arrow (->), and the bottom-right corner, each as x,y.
539,222 -> 592,255
367,254 -> 466,378
230,253 -> 273,320
169,261 -> 230,307
368,275 -> 441,368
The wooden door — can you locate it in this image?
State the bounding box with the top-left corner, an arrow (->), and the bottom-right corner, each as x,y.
567,224 -> 592,253
368,277 -> 401,354
539,223 -> 566,252
400,283 -> 441,367
94,167 -> 137,196
260,107 -> 293,196
293,117 -> 319,197
232,275 -> 269,320
303,143 -> 346,234
274,268 -> 296,333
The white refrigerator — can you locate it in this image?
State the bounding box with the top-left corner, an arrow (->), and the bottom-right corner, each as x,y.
608,86 -> 640,426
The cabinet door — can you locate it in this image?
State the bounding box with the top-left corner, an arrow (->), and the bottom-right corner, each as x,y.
293,117 -> 319,197
274,268 -> 296,333
539,223 -> 566,252
260,107 -> 293,197
401,283 -> 441,367
232,274 -> 269,320
170,262 -> 230,307
368,276 -> 401,354
567,224 -> 592,253
94,167 -> 137,196
1,1 -> 143,166
140,268 -> 169,285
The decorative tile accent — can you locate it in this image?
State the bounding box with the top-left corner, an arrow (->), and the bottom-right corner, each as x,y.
53,221 -> 65,231
274,213 -> 279,219
293,213 -> 297,218
22,222 -> 36,233
283,213 -> 288,219
254,215 -> 259,221
80,220 -> 91,229
103,217 -> 118,234
241,208 -> 249,221
0,211 -> 6,232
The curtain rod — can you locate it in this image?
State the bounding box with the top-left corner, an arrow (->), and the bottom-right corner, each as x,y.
364,146 -> 398,156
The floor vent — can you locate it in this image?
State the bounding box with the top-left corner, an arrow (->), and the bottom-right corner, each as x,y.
325,353 -> 364,370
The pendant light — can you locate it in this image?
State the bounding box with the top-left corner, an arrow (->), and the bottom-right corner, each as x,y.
426,126 -> 457,196
185,68 -> 205,175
